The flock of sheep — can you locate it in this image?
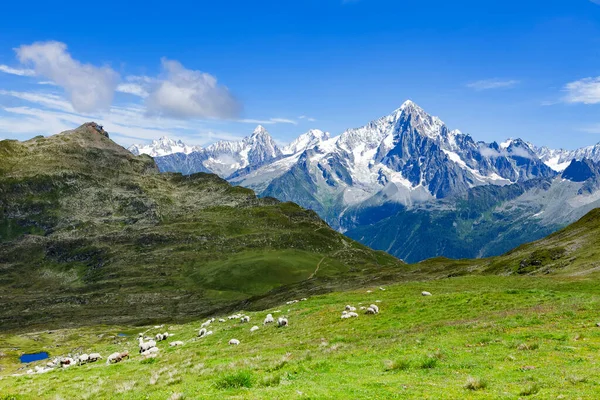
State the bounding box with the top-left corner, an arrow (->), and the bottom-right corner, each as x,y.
22,289 -> 434,376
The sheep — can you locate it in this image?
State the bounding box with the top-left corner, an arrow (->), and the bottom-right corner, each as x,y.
77,354 -> 90,365
60,357 -> 74,368
153,324 -> 164,329
360,306 -> 366,310
278,317 -> 289,327
345,305 -> 357,312
142,347 -> 160,357
366,290 -> 373,293
341,312 -> 359,319
156,332 -> 171,341
138,337 -> 157,353
198,328 -> 207,338
34,365 -> 52,374
369,304 -> 379,313
107,351 -> 129,364
169,341 -> 184,347
263,313 -> 275,325
365,307 -> 377,314
240,316 -> 250,323
342,310 -> 348,315
379,287 -> 386,291
250,326 -> 259,332
301,298 -> 308,301
422,291 -> 432,296
206,330 -> 213,336
229,339 -> 240,345
88,353 -> 103,362
201,320 -> 212,328
219,318 -> 226,323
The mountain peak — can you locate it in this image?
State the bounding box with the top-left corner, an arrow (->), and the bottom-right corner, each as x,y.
252,125 -> 268,136
73,122 -> 109,139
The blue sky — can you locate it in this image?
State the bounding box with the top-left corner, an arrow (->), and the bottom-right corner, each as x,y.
1,0 -> 600,150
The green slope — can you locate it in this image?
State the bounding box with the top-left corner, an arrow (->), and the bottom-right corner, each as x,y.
0,123 -> 403,330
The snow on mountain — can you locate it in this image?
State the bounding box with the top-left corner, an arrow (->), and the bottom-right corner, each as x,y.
128,137 -> 200,157
154,125 -> 283,178
531,142 -> 600,172
282,129 -> 330,155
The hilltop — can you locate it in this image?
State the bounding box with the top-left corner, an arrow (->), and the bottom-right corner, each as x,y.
0,123 -> 403,330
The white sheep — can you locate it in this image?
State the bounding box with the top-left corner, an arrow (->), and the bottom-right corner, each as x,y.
422,291 -> 432,296
365,307 -> 377,314
366,290 -> 373,293
219,318 -> 226,323
250,326 -> 259,332
77,354 -> 90,365
106,351 -> 129,364
229,339 -> 240,345
138,337 -> 157,353
198,328 -> 207,338
379,287 -> 386,291
60,357 -> 74,368
369,304 -> 379,313
206,330 -> 213,336
141,347 -> 159,357
341,312 -> 358,319
278,317 -> 289,327
201,320 -> 212,328
169,341 -> 184,347
240,316 -> 250,323
263,314 -> 274,325
88,353 -> 103,362
345,305 -> 357,312
301,298 -> 308,301
360,306 -> 366,310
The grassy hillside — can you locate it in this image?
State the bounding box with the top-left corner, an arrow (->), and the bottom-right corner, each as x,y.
0,123 -> 403,330
2,274 -> 600,399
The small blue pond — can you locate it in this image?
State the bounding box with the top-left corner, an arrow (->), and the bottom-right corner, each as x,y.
117,333 -> 128,337
20,352 -> 49,363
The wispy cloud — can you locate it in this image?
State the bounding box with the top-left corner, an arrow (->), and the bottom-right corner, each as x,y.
0,64 -> 35,76
298,115 -> 317,122
466,79 -> 520,91
562,77 -> 600,104
239,118 -> 297,125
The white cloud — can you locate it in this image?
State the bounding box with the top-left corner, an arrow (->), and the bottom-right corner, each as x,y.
467,79 -> 520,91
15,41 -> 119,112
562,77 -> 600,104
0,65 -> 35,76
238,118 -> 297,125
298,115 -> 317,122
145,58 -> 240,119
116,83 -> 149,98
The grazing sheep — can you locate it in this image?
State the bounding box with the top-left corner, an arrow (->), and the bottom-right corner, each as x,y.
240,316 -> 250,323
278,317 -> 289,327
198,328 -> 207,338
229,339 -> 240,345
156,333 -> 166,341
365,307 -> 377,315
369,304 -> 379,313
360,306 -> 366,310
250,326 -> 259,332
88,353 -> 103,362
34,365 -> 52,374
263,313 -> 275,325
301,298 -> 308,301
169,341 -> 184,347
219,318 -> 226,323
141,347 -> 159,357
342,312 -> 359,319
342,310 -> 348,315
345,305 -> 357,312
379,287 -> 386,291
201,320 -> 212,328
422,291 -> 432,296
206,330 -> 213,336
107,351 -> 129,364
77,354 -> 90,365
138,337 -> 157,353
60,357 -> 74,368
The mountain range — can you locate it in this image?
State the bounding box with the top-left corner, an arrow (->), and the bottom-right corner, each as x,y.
130,101 -> 600,262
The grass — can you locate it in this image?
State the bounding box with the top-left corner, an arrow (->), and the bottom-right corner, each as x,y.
3,274 -> 600,398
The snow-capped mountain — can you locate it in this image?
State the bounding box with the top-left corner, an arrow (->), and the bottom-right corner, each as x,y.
230,101 -> 555,226
155,125 -> 283,178
531,142 -> 600,172
282,129 -> 330,155
128,137 -> 200,157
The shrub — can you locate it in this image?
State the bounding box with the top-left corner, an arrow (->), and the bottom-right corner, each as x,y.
420,357 -> 438,369
215,370 -> 254,389
464,376 -> 487,391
